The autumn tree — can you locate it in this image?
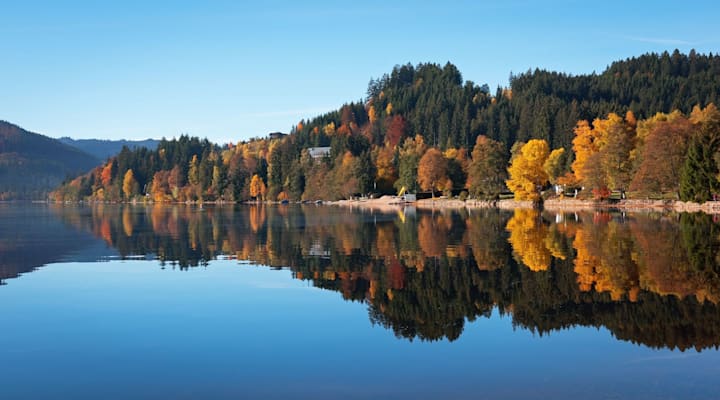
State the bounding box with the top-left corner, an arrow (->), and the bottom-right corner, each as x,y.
101,161 -> 114,187
598,112 -> 636,190
249,174 -> 267,201
150,170 -> 170,202
374,145 -> 398,194
543,148 -> 566,186
417,148 -> 450,198
467,135 -> 507,199
571,120 -> 600,185
168,165 -> 183,201
122,169 -> 139,200
506,139 -> 551,202
571,113 -> 636,194
385,115 -> 406,148
332,151 -> 361,199
631,114 -> 693,195
633,110 -> 684,171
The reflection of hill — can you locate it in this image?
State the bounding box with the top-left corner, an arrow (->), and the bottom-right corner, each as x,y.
45,204 -> 720,350
0,205 -> 106,283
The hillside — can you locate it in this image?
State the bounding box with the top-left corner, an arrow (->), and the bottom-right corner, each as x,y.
53,50 -> 720,203
0,121 -> 99,200
58,137 -> 159,161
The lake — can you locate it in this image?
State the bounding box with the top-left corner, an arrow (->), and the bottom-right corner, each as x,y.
1,203 -> 719,399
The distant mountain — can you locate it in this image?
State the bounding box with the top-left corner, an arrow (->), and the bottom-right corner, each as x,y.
58,137 -> 159,161
0,121 -> 99,200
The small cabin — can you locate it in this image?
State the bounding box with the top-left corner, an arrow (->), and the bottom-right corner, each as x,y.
268,132 -> 287,140
402,193 -> 417,202
308,147 -> 331,159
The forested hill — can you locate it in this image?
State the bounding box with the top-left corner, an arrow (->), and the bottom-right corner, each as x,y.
0,121 -> 99,200
58,137 -> 160,161
52,50 -> 720,203
320,48 -> 719,153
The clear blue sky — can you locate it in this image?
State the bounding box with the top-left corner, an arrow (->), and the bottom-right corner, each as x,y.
1,0 -> 718,144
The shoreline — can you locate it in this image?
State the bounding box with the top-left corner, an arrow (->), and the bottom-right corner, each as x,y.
39,196 -> 720,214
331,197 -> 720,214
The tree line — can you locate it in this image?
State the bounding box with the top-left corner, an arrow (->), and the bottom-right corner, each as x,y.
53,50 -> 720,202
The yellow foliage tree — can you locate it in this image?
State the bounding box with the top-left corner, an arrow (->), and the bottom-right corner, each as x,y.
122,169 -> 139,200
368,105 -> 378,124
374,145 -> 397,193
571,113 -> 636,190
249,174 -> 266,201
571,120 -> 600,184
323,122 -> 336,136
506,139 -> 550,201
598,113 -> 636,190
543,148 -> 565,186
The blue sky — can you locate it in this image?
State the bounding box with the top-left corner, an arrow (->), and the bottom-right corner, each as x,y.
1,0 -> 718,144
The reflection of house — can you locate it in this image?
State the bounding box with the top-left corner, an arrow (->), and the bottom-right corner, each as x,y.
307,242 -> 331,259
308,147 -> 331,159
268,132 -> 287,140
402,193 -> 416,202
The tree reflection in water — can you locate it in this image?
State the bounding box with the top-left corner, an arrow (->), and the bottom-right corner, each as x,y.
35,204 -> 720,350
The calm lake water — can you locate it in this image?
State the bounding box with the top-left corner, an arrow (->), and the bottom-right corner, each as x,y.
1,203 -> 720,399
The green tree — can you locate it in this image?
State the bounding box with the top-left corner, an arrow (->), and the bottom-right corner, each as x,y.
394,135 -> 427,194
680,105 -> 720,202
467,135 -> 507,199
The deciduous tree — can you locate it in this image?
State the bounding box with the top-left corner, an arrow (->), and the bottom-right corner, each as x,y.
418,148 -> 450,198
506,139 -> 550,201
467,135 -> 507,199
249,174 -> 266,201
122,169 -> 139,200
631,114 -> 693,195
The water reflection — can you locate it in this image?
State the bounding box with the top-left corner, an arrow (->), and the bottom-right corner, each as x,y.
2,203 -> 720,350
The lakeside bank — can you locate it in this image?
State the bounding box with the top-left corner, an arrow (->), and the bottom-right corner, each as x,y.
331,196 -> 720,214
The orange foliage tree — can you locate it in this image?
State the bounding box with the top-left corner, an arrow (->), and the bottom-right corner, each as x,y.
417,148 -> 450,198
249,174 -> 266,201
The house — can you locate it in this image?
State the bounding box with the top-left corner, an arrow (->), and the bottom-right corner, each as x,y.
308,147 -> 331,159
268,132 -> 287,140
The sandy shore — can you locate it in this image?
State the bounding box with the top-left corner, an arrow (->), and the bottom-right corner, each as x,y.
330,196 -> 720,214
